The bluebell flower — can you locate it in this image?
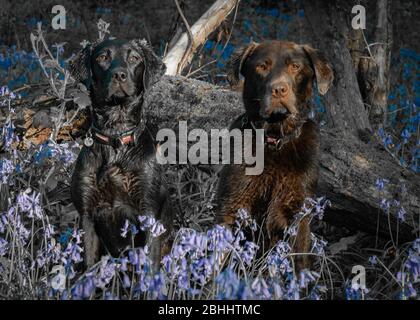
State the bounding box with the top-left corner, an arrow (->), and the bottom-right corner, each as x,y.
123,273 -> 131,288
0,158 -> 14,183
380,198 -> 390,211
299,270 -> 319,289
150,220 -> 166,238
251,277 -> 271,299
120,219 -> 129,238
311,233 -> 328,255
16,189 -> 43,219
369,255 -> 378,265
0,237 -> 8,256
375,178 -> 389,191
401,128 -> 411,144
397,206 -> 407,222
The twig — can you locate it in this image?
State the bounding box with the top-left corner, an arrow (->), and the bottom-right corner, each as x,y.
174,0 -> 195,75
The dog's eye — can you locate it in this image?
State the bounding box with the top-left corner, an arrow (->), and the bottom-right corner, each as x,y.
291,63 -> 301,71
97,54 -> 109,62
256,63 -> 268,72
128,55 -> 140,64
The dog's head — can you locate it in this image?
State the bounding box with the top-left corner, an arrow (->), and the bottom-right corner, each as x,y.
69,38 -> 165,107
228,40 -> 333,121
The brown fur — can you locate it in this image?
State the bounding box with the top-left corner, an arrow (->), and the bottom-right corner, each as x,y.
218,40 -> 334,270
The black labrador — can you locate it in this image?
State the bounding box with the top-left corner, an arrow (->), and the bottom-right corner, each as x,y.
69,38 -> 171,269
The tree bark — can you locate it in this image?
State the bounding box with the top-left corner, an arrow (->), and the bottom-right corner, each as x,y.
303,0 -> 372,136
358,0 -> 393,128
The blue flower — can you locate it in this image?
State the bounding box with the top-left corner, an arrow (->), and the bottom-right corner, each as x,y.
204,40 -> 214,51
369,255 -> 378,265
397,206 -> 407,222
120,219 -> 129,238
375,178 -> 389,191
380,198 -> 390,211
401,128 -> 411,143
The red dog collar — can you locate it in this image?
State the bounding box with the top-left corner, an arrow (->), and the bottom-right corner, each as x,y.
85,127 -> 135,148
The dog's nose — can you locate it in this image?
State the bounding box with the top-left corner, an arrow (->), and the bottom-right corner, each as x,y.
113,71 -> 127,82
271,82 -> 289,98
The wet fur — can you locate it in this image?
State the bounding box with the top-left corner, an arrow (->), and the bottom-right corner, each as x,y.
218,40 -> 333,270
69,39 -> 170,268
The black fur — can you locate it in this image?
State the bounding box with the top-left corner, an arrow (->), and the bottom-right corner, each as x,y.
69,38 -> 170,269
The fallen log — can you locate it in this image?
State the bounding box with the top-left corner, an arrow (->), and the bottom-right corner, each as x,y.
10,75 -> 419,241
144,75 -> 420,242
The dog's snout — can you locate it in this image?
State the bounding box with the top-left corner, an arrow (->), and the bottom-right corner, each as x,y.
271,82 -> 289,98
113,70 -> 127,82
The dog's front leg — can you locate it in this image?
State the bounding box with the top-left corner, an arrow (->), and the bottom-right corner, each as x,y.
81,215 -> 100,268
141,158 -> 169,273
71,147 -> 102,268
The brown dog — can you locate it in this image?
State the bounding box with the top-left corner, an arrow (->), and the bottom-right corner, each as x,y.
216,40 -> 333,270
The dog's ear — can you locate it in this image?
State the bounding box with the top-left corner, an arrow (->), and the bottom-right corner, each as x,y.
227,42 -> 259,87
131,39 -> 166,90
302,44 -> 334,95
69,44 -> 93,88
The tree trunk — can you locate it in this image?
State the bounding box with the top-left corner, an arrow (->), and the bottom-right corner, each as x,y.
303,0 -> 371,136
358,0 -> 393,128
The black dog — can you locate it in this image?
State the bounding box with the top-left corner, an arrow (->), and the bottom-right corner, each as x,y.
69,38 -> 171,268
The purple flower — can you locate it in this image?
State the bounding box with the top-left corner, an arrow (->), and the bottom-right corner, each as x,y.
119,257 -> 128,272
369,255 -> 378,265
0,158 -> 14,183
138,215 -> 156,231
267,241 -> 293,277
375,178 -> 389,191
238,241 -> 259,266
299,270 -> 319,289
120,219 -> 129,238
0,237 -> 8,256
237,208 -> 249,221
380,198 -> 390,211
95,257 -> 117,289
215,269 -> 249,299
123,273 -> 131,288
150,221 -> 166,238
207,225 -> 234,252
397,206 -> 407,222
311,233 -> 328,255
16,189 -> 43,219
401,129 -> 411,144
251,277 -> 271,299
1,120 -> 19,150
0,214 -> 8,233
72,229 -> 84,244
